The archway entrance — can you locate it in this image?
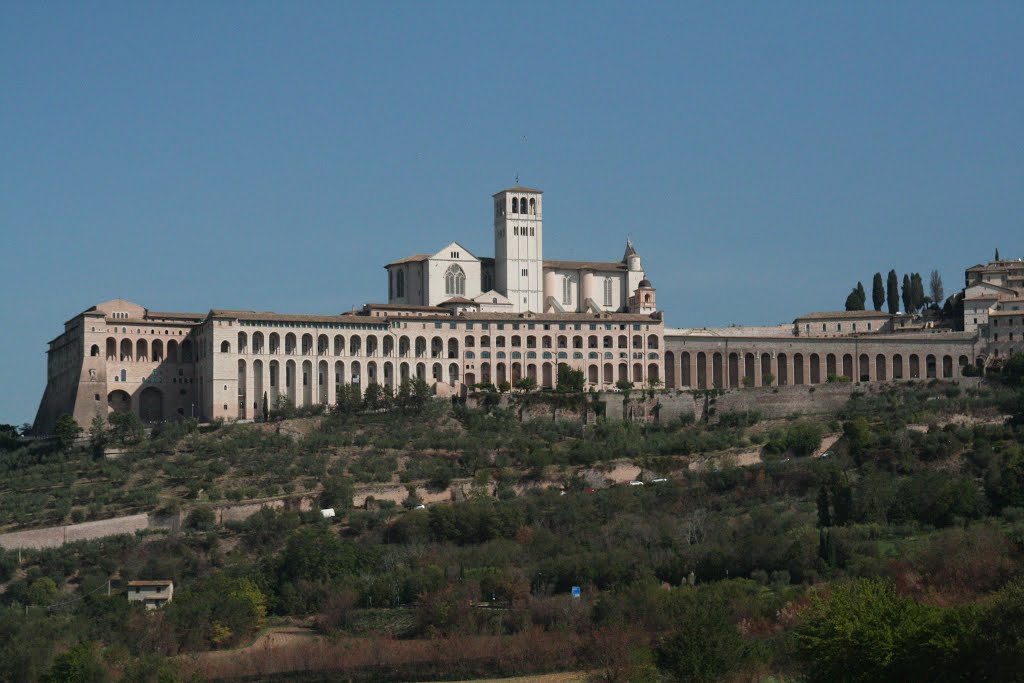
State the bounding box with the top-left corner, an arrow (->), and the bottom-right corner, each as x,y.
107,390 -> 131,414
140,387 -> 163,422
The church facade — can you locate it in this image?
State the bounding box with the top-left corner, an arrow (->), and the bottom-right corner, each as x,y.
31,186 -> 1018,433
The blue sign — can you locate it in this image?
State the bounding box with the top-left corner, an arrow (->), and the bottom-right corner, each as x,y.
571,586 -> 581,599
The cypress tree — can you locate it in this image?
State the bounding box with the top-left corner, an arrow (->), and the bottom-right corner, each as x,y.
996,248 -> 1000,260
856,281 -> 866,308
886,270 -> 899,314
845,288 -> 865,311
911,272 -> 925,309
901,274 -> 912,313
871,273 -> 885,311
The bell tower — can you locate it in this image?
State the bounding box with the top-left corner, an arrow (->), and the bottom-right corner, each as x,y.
493,187 -> 544,313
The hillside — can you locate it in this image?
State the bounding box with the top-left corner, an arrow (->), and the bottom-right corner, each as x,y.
1,377 -> 1023,681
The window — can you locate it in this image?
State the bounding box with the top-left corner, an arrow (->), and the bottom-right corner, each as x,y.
521,268 -> 528,277
450,251 -> 460,258
445,264 -> 466,296
562,276 -> 571,305
603,278 -> 613,306
396,270 -> 405,298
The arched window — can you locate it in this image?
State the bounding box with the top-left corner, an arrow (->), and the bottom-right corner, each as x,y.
562,276 -> 571,305
221,340 -> 231,353
90,345 -> 100,357
396,270 -> 405,298
604,278 -> 613,307
120,369 -> 126,382
445,264 -> 466,296
512,197 -> 519,213
529,197 -> 536,215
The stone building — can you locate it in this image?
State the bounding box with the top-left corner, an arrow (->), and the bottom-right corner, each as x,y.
30,186 -> 1017,433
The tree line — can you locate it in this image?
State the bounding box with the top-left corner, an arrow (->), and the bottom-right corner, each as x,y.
844,269 -> 953,316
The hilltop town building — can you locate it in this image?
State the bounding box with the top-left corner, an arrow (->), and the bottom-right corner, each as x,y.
31,186 -> 1017,433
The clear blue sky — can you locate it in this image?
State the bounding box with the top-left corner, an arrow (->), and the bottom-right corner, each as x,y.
2,2 -> 1022,426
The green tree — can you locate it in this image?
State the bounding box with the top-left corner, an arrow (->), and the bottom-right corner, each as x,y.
911,272 -> 926,310
856,281 -> 867,308
515,377 -> 537,392
320,472 -> 354,509
886,269 -> 900,315
817,486 -> 832,528
27,577 -> 59,606
995,247 -> 1000,260
556,363 -> 585,392
655,590 -> 743,683
53,414 -> 81,451
108,411 -> 143,445
45,641 -> 106,683
795,579 -> 942,683
87,414 -> 107,458
901,273 -> 913,313
929,270 -> 944,307
871,272 -> 885,311
845,287 -> 865,311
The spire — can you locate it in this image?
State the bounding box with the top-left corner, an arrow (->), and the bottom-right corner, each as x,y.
622,239 -> 638,262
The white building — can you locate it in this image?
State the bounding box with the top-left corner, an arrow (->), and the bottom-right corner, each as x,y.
384,187 -> 653,316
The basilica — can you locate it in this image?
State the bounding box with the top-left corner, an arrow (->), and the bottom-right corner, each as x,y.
32,186 -> 1021,433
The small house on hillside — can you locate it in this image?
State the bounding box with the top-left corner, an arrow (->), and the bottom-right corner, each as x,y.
127,580 -> 174,609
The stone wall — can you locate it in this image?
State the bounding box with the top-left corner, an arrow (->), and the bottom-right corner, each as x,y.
0,497 -> 312,551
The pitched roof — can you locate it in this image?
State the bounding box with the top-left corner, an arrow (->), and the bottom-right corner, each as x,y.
544,259 -> 627,272
793,311 -> 893,322
493,186 -> 543,195
209,309 -> 392,324
385,254 -> 430,266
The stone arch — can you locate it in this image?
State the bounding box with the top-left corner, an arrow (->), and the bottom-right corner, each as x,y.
777,353 -> 789,386
495,362 -> 506,385
664,351 -> 676,388
350,360 -> 361,386
909,354 -> 920,379
152,339 -> 163,361
107,389 -> 131,414
349,335 -> 362,355
712,352 -> 723,388
892,353 -> 904,380
618,335 -> 628,348
510,362 -> 521,384
958,355 -> 969,372
926,354 -> 937,379
794,353 -> 805,385
697,352 -> 708,389
728,352 -> 740,387
448,338 -> 459,358
334,335 -> 345,356
588,365 -> 599,385
337,358 -> 350,389
106,337 -> 117,360
383,336 -> 394,357
647,334 -> 659,349
238,332 -> 248,353
416,362 -> 426,380
285,333 -> 297,355
90,344 -> 100,357
603,335 -> 613,349
481,362 -> 491,384
367,360 -> 378,385
319,360 -> 329,403
810,353 -> 821,384
120,339 -> 133,362
632,334 -> 643,348
647,363 -> 659,384
633,363 -> 643,383
942,355 -> 953,378
252,332 -> 264,354
681,352 -> 692,387
448,362 -> 459,384
269,360 -> 280,405
302,333 -> 314,355
842,354 -> 853,380
286,359 -> 297,403
136,339 -> 148,362
221,340 -> 231,354
617,362 -> 628,384
826,353 -> 837,378
253,359 -> 265,416
431,336 -> 444,358
875,354 -> 887,381
383,361 -> 394,388
760,353 -> 772,385
366,335 -> 378,357
744,353 -> 755,386
140,387 -> 163,422
859,354 -> 870,382
237,360 -> 247,418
